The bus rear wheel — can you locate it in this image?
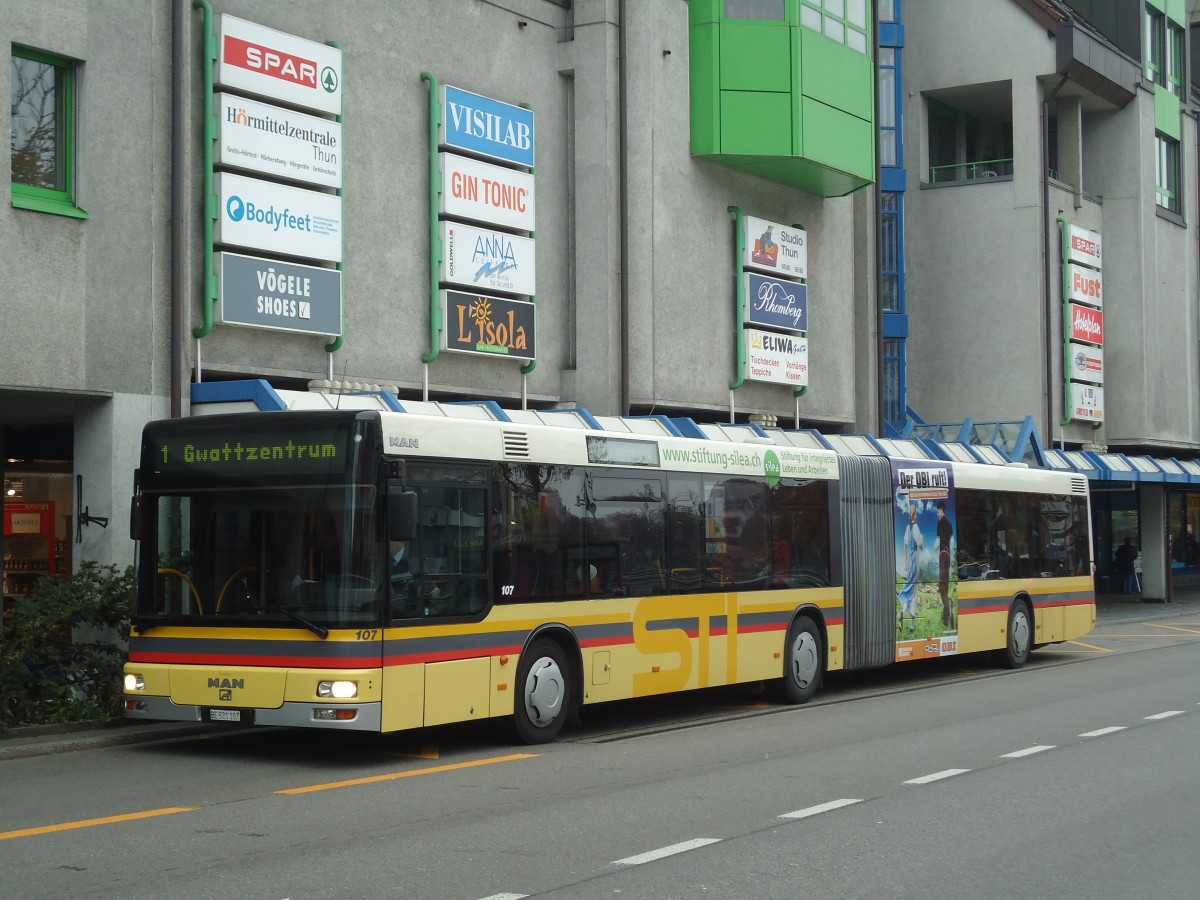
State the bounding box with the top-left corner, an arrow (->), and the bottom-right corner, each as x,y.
768,615 -> 823,704
996,599 -> 1033,669
513,639 -> 570,744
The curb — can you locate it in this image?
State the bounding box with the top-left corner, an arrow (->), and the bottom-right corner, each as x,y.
0,721 -> 214,761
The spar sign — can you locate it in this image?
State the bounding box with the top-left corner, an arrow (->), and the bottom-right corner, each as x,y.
1067,224 -> 1101,268
217,15 -> 342,115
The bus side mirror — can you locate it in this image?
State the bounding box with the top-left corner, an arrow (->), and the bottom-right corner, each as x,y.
388,490 -> 418,542
129,496 -> 141,541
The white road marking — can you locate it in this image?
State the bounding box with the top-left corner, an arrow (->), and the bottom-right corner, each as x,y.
476,895 -> 527,900
1145,710 -> 1184,720
779,798 -> 863,819
904,768 -> 970,785
1079,726 -> 1126,738
612,838 -> 722,866
1000,745 -> 1055,758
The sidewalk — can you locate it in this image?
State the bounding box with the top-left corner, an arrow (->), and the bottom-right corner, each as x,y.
4,590 -> 1199,761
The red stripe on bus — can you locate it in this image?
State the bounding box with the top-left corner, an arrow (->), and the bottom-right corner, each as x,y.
128,652 -> 380,668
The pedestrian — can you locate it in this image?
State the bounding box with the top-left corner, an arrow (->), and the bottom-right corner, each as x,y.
1114,537 -> 1137,593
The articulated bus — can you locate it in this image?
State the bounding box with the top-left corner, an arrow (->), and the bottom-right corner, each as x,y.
123,401 -> 1095,743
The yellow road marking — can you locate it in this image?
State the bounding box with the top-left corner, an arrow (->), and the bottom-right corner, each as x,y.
1065,640 -> 1113,653
0,807 -> 193,842
1145,623 -> 1200,636
276,753 -> 539,795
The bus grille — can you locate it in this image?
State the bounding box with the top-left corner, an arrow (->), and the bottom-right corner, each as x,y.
503,431 -> 530,458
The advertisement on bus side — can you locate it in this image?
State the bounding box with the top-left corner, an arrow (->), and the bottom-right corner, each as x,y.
892,461 -> 959,659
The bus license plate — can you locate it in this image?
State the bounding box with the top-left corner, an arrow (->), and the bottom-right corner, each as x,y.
205,708 -> 250,723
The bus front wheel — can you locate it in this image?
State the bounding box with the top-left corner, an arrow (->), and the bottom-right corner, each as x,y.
513,639 -> 570,744
769,615 -> 823,704
997,599 -> 1033,669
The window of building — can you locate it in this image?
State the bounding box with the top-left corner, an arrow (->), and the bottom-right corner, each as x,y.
926,95 -> 1013,184
800,0 -> 870,54
1166,21 -> 1184,97
10,46 -> 85,217
724,0 -> 786,19
878,47 -> 900,167
1155,132 -> 1179,213
1145,7 -> 1164,83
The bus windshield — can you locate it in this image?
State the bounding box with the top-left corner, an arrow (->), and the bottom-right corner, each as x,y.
138,483 -> 382,630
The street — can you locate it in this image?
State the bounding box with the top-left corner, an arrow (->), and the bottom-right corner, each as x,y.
2,609 -> 1198,899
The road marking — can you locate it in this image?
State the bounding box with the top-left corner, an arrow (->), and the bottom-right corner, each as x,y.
1064,640 -> 1112,653
1145,623 -> 1200,636
1144,710 -> 1184,720
612,838 -> 722,866
1079,726 -> 1126,737
1000,745 -> 1055,758
476,894 -> 527,899
0,807 -> 193,842
904,769 -> 969,785
779,798 -> 863,819
276,753 -> 538,795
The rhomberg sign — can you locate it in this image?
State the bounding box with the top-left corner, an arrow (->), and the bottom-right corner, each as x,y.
440,290 -> 535,360
1070,303 -> 1103,345
218,15 -> 342,116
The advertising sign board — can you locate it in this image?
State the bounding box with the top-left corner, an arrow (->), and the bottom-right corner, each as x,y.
1066,262 -> 1102,308
439,153 -> 535,231
1069,303 -> 1104,345
1070,382 -> 1104,422
218,251 -> 342,336
440,221 -> 536,296
216,93 -> 342,188
441,290 -> 535,360
744,328 -> 808,386
1067,224 -> 1102,268
1067,342 -> 1104,385
215,172 -> 343,263
742,215 -> 807,280
440,85 -> 535,168
217,15 -> 342,115
743,273 -> 807,333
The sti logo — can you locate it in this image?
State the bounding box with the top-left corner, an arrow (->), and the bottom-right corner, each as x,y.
224,34 -> 317,89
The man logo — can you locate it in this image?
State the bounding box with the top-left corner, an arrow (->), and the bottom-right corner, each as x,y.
227,195 -> 245,222
219,689 -> 232,701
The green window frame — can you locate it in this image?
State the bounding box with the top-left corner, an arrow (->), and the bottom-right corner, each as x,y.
10,45 -> 87,218
1155,132 -> 1179,213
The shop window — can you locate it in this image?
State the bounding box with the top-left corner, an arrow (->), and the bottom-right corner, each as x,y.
10,46 -> 86,218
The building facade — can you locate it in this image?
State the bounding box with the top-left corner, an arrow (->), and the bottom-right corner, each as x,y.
897,0 -> 1200,597
2,0 -> 879,583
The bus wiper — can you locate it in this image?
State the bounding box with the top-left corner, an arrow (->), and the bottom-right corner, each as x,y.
263,605 -> 329,639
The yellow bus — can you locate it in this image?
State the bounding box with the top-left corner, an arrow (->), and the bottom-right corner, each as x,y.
123,403 -> 1094,743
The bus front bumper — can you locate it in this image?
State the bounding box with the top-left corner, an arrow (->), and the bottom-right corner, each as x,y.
123,695 -> 383,731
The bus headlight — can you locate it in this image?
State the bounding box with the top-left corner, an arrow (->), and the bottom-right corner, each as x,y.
317,680 -> 357,699
124,674 -> 145,692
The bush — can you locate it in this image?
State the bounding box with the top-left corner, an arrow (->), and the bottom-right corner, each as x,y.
1,562 -> 134,728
